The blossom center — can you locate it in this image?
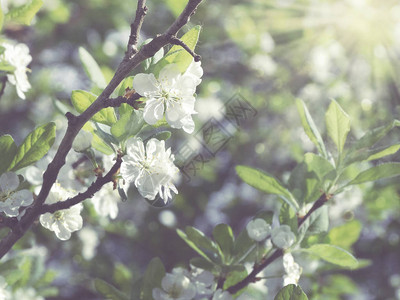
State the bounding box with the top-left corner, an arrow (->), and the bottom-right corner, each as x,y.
0,191 -> 12,203
54,211 -> 64,220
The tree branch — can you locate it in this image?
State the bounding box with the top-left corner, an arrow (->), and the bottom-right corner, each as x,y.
0,0 -> 205,259
126,0 -> 148,59
170,36 -> 201,62
226,193 -> 331,294
40,156 -> 122,214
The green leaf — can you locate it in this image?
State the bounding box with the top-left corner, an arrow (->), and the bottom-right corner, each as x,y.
5,0 -> 43,25
345,163 -> 400,186
0,135 -> 17,174
71,90 -> 116,126
111,110 -> 145,142
367,144 -> 400,161
177,229 -> 214,264
0,62 -> 16,72
288,162 -> 321,205
296,99 -> 327,158
185,226 -> 221,263
213,224 -> 235,261
325,100 -> 350,155
189,257 -> 216,272
274,284 -> 308,300
79,47 -> 107,89
140,257 -> 165,300
143,130 -> 172,143
302,244 -> 358,268
303,153 -> 335,181
223,269 -> 248,296
153,25 -> 201,74
118,76 -> 134,97
279,203 -> 298,235
236,165 -> 299,210
232,229 -> 257,264
94,278 -> 129,300
8,123 -> 56,172
325,220 -> 362,250
297,206 -> 328,243
348,120 -> 400,153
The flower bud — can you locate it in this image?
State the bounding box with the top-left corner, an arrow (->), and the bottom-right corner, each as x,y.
246,218 -> 271,242
271,225 -> 296,249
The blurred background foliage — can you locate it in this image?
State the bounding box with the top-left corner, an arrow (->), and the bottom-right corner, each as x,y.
0,0 -> 400,299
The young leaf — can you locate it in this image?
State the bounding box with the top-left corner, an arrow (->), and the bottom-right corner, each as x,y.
153,25 -> 201,74
325,220 -> 362,250
185,226 -> 221,262
8,122 -> 56,172
94,278 -> 129,300
345,163 -> 400,186
5,0 -> 43,25
303,153 -> 335,181
79,47 -> 107,89
367,144 -> 400,161
82,122 -> 114,155
274,284 -> 308,300
325,100 -> 350,155
111,110 -> 145,142
279,203 -> 298,235
140,258 -> 165,300
71,90 -> 116,126
213,224 -> 235,261
302,244 -> 358,268
296,99 -> 327,158
0,135 -> 17,174
177,229 -> 214,264
236,165 -> 299,210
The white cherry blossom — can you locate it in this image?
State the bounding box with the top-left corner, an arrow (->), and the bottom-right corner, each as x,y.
282,252 -> 302,286
0,172 -> 33,217
120,137 -> 179,203
132,61 -> 203,133
152,268 -> 196,300
0,42 -> 32,99
39,184 -> 83,240
91,183 -> 120,219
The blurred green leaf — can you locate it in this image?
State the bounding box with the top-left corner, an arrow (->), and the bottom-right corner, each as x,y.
367,144 -> 400,161
304,153 -> 335,181
345,163 -> 400,186
79,47 -> 107,89
8,122 -> 56,172
274,284 -> 308,300
325,100 -> 350,155
213,224 -> 235,262
5,0 -> 43,25
165,0 -> 186,17
154,25 -> 201,74
296,99 -> 327,158
94,278 -> 129,300
0,5 -> 3,31
280,203 -> 298,235
0,135 -> 17,174
303,244 -> 358,268
288,162 -> 321,204
140,257 -> 165,300
111,110 -> 145,142
71,90 -> 116,126
177,229 -> 215,264
298,206 -> 329,243
325,220 -> 362,250
236,165 -> 299,210
185,226 -> 221,263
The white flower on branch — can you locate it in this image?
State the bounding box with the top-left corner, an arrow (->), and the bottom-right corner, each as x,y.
246,218 -> 272,242
120,137 -> 179,203
152,268 -> 197,300
271,225 -> 296,249
39,184 -> 83,240
282,252 -> 302,286
0,172 -> 33,217
91,183 -> 120,219
0,42 -> 32,99
133,61 -> 203,133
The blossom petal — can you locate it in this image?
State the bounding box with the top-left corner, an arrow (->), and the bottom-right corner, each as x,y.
132,73 -> 158,96
54,222 -> 72,240
144,99 -> 164,125
0,172 -> 19,193
159,64 -> 181,83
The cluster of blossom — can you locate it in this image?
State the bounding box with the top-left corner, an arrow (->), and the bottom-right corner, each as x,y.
246,218 -> 301,286
152,267 -> 252,300
5,60 -> 203,241
0,42 -> 32,99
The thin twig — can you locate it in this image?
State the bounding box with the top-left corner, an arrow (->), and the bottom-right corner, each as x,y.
170,36 -> 201,62
126,0 -> 148,59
